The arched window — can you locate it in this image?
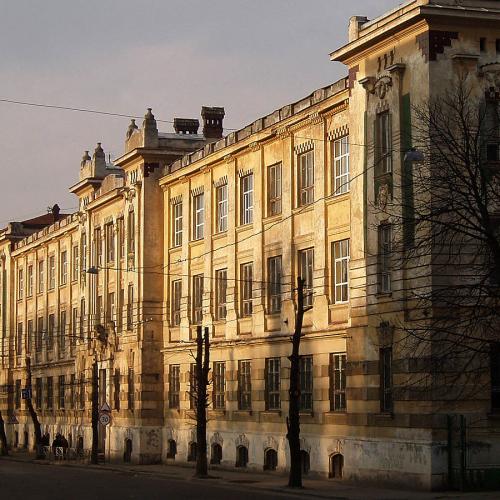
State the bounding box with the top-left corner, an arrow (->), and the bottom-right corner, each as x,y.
167,439 -> 177,459
211,443 -> 222,465
188,442 -> 197,462
329,453 -> 344,479
235,445 -> 248,468
300,450 -> 310,475
124,438 -> 133,463
263,448 -> 278,471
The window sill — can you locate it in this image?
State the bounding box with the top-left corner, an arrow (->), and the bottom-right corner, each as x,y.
326,191 -> 350,204
236,224 -> 253,234
293,204 -> 314,214
376,292 -> 392,299
169,245 -> 182,252
189,239 -> 204,247
212,231 -> 227,241
263,214 -> 282,225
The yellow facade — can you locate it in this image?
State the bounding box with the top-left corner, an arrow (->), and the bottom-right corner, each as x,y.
1,0 -> 500,489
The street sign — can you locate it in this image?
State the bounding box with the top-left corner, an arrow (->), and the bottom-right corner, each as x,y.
100,402 -> 111,413
99,413 -> 111,426
21,388 -> 32,400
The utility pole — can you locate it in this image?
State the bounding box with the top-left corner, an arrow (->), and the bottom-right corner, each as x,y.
195,325 -> 210,477
25,357 -> 43,458
287,277 -> 310,488
91,357 -> 99,464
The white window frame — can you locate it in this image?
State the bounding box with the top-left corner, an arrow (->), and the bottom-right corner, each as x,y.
333,136 -> 350,195
18,268 -> 24,300
215,268 -> 227,320
241,263 -> 253,317
241,174 -> 254,225
60,250 -> 68,286
216,184 -> 228,233
298,150 -> 314,206
172,202 -> 183,247
192,193 -> 204,241
267,162 -> 282,216
333,239 -> 350,303
299,248 -> 314,307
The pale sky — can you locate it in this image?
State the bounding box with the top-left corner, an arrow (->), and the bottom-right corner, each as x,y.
0,0 -> 398,224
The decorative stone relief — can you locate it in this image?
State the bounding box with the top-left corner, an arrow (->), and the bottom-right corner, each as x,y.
235,433 -> 249,448
299,437 -> 311,453
211,432 -> 224,446
377,183 -> 389,210
263,435 -> 278,451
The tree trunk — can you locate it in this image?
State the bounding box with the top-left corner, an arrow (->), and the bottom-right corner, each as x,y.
25,357 -> 43,458
287,277 -> 305,488
195,325 -> 210,477
91,359 -> 99,464
0,410 -> 8,456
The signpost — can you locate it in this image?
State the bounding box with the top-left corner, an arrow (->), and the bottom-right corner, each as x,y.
98,413 -> 111,426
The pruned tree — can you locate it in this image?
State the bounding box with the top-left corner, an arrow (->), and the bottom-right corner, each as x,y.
287,277 -> 311,488
25,356 -> 43,458
378,74 -> 500,407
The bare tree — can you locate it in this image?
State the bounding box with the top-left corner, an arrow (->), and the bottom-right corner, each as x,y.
379,74 -> 500,405
25,356 -> 43,458
287,277 -> 311,488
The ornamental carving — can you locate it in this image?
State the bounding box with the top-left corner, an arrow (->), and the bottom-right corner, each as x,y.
263,435 -> 278,451
377,183 -> 389,210
211,432 -> 224,445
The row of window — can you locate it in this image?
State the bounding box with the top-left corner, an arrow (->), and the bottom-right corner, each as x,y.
15,213 -> 136,300
171,137 -> 350,247
170,242 -> 350,325
168,353 -> 348,413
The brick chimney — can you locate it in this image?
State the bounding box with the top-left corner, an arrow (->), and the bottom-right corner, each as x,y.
174,118 -> 200,135
201,106 -> 225,141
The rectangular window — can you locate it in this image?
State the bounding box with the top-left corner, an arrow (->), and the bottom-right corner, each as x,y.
265,357 -> 281,410
106,223 -> 115,263
238,360 -> 252,410
79,375 -> 85,409
127,211 -> 135,257
172,201 -> 183,247
330,353 -> 347,412
38,260 -> 44,293
108,292 -> 116,322
241,263 -> 253,317
60,250 -> 68,285
47,314 -> 55,350
299,355 -> 313,412
298,150 -> 314,206
15,379 -> 21,409
333,239 -> 350,303
299,248 -> 314,307
72,245 -> 79,281
241,173 -> 254,225
190,363 -> 197,410
192,193 -> 204,241
35,378 -> 43,409
127,284 -> 134,330
128,368 -> 134,411
58,375 -> 65,409
16,323 -> 23,356
71,308 -> 78,347
118,288 -> 124,330
333,136 -> 350,195
215,269 -> 227,320
94,228 -> 102,268
69,374 -> 75,409
192,274 -> 204,325
96,295 -> 102,325
27,264 -> 33,297
213,361 -> 226,410
27,319 -> 33,354
80,298 -> 86,340
36,317 -> 44,352
377,112 -> 392,173
48,255 -> 55,289
117,218 -> 125,260
169,365 -> 180,409
171,280 -> 182,326
267,256 -> 282,313
380,347 -> 393,413
81,233 -> 87,276
59,310 -> 66,352
46,376 -> 53,410
114,369 -> 120,411
378,225 -> 392,293
18,268 -> 24,300
480,37 -> 486,52
491,343 -> 500,412
267,162 -> 282,216
216,184 -> 228,233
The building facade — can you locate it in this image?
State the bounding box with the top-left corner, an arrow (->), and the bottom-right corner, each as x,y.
1,0 -> 500,490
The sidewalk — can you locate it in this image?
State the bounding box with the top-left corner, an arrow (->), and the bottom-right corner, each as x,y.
1,451 -> 497,500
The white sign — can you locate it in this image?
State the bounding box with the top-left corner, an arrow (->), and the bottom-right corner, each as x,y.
100,402 -> 111,413
99,413 -> 111,426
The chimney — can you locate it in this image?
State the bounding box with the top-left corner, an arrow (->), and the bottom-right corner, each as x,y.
51,204 -> 61,220
174,118 -> 200,135
201,106 -> 225,141
348,16 -> 369,42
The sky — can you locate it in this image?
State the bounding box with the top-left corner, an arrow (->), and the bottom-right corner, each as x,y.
0,0 -> 398,224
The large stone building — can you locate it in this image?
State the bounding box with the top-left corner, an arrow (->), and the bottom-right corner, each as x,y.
1,0 -> 499,490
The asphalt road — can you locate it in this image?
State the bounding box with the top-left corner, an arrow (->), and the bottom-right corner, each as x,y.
0,460 -> 289,500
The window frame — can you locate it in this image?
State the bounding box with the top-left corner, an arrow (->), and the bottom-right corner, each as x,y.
380,347 -> 393,413
216,184 -> 228,233
267,162 -> 282,216
60,250 -> 68,286
192,274 -> 204,325
240,173 -> 254,226
333,135 -> 350,195
171,280 -> 182,326
240,263 -> 253,317
172,201 -> 183,247
169,364 -> 180,409
267,255 -> 282,314
265,357 -> 281,411
298,248 -> 314,308
377,111 -> 392,174
332,239 -> 350,303
298,150 -> 314,206
329,353 -> 347,412
215,268 -> 227,321
238,360 -> 252,411
192,193 -> 205,241
213,361 -> 226,410
378,224 -> 392,294
299,355 -> 313,412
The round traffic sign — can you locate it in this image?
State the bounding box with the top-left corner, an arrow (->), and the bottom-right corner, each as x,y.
99,413 -> 111,426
